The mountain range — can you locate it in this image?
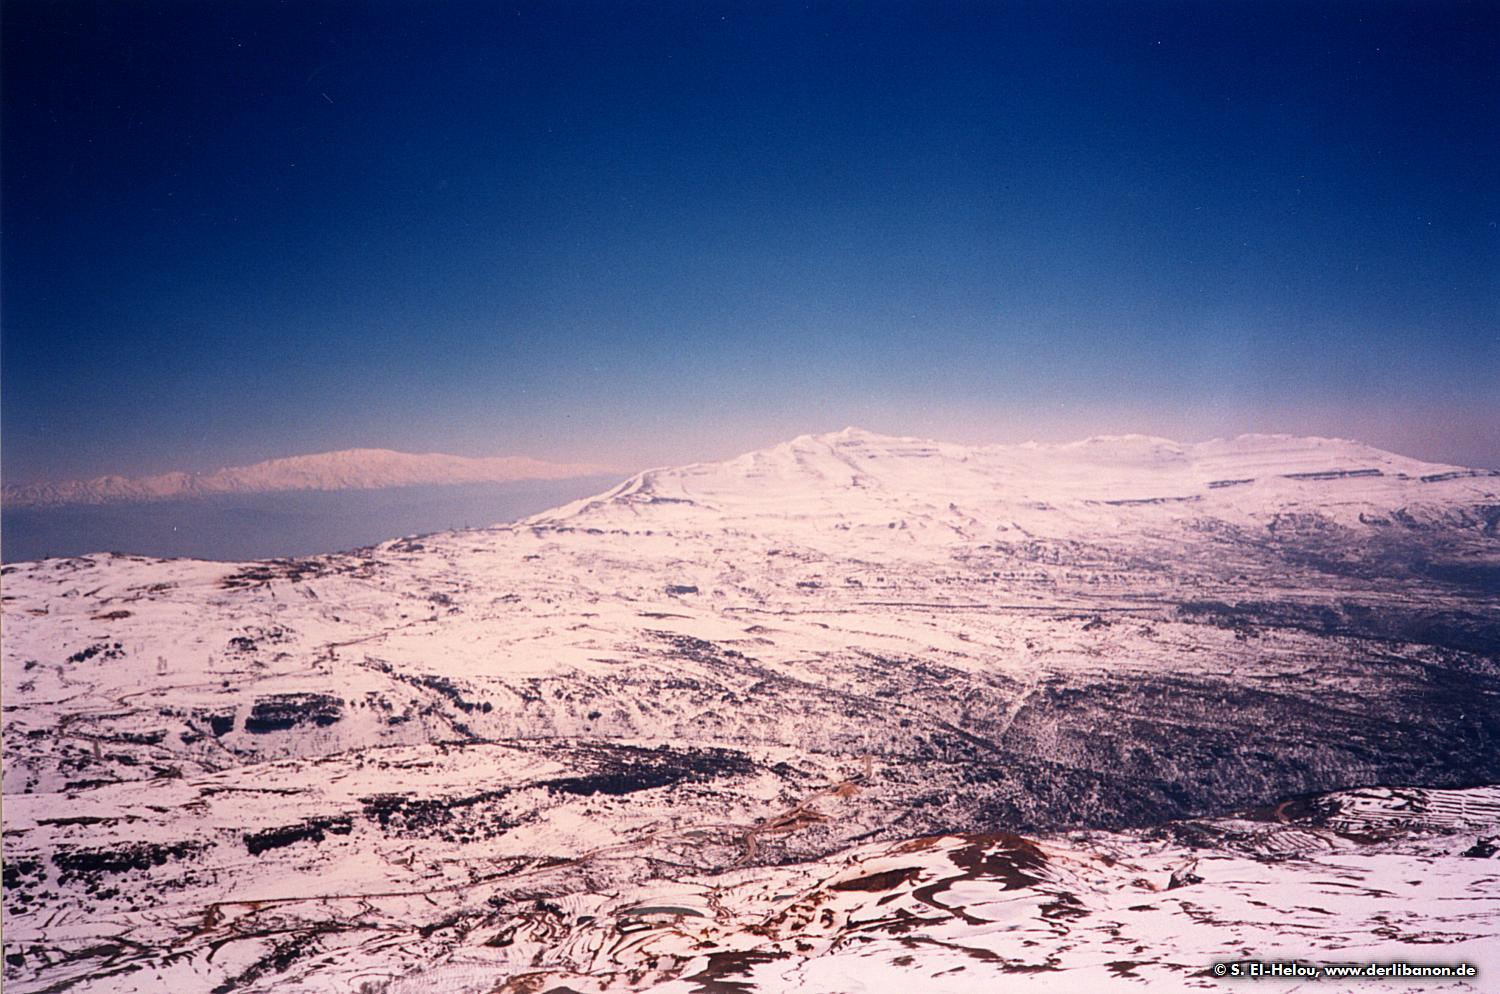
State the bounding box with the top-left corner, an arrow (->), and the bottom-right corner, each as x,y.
3,428 -> 1497,993
1,448 -> 616,507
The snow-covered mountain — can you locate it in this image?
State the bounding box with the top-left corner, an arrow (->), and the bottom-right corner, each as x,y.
540,426 -> 1492,536
2,448 -> 616,507
3,429 -> 1497,992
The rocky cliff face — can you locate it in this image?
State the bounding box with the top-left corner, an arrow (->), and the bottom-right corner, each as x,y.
3,429 -> 1497,992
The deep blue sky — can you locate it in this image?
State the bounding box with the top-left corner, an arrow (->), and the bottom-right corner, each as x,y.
4,0 -> 1497,483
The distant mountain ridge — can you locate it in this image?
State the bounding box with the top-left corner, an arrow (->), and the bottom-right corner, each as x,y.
534,427 -> 1493,539
2,448 -> 617,507
4,425 -> 1498,992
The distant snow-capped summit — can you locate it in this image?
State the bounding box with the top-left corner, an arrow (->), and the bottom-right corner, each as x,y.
2,449 -> 618,507
532,427 -> 1491,538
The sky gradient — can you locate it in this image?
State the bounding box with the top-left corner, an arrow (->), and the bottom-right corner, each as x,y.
4,0 -> 1497,484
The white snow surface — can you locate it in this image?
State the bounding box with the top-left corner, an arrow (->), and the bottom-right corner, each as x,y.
537,427 -> 1484,543
2,429 -> 1498,992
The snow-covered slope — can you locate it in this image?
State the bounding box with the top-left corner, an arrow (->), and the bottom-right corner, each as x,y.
540,427 -> 1487,539
2,449 -> 616,507
3,429 -> 1497,992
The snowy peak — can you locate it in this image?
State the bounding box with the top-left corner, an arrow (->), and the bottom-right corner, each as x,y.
3,424 -> 1498,993
535,428 -> 1487,532
3,449 -> 618,507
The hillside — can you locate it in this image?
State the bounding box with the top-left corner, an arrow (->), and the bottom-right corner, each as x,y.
3,429 -> 1497,992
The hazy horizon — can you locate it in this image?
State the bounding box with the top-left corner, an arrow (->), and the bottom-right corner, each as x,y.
4,421 -> 1498,495
0,477 -> 622,562
5,426 -> 1491,563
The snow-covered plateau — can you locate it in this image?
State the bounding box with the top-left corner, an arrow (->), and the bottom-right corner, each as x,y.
3,428 -> 1497,992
